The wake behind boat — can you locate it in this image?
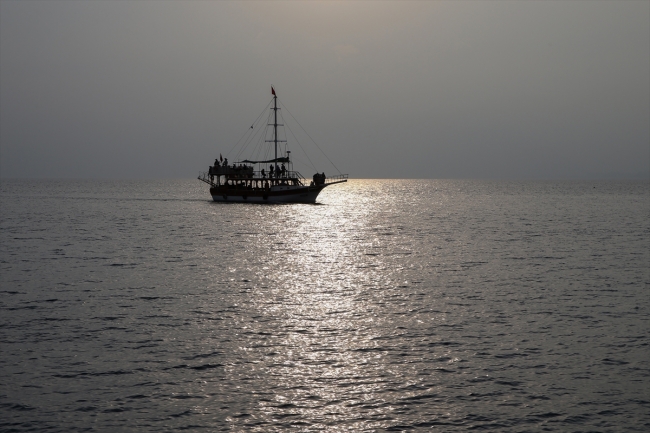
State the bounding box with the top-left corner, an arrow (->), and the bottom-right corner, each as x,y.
198,88 -> 348,203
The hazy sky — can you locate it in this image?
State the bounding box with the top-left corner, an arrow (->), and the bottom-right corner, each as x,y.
1,1 -> 648,179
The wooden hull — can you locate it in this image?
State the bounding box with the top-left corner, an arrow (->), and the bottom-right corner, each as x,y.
209,184 -> 325,203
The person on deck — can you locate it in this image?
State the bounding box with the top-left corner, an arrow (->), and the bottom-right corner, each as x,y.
281,163 -> 286,177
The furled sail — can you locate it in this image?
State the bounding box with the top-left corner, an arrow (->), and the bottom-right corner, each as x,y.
239,157 -> 290,164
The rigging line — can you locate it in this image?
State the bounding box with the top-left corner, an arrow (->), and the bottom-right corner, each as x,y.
289,154 -> 312,169
247,112 -> 273,164
235,128 -> 258,161
235,108 -> 274,163
251,113 -> 272,162
279,100 -> 342,174
260,111 -> 274,160
225,99 -> 273,159
234,129 -> 254,161
263,114 -> 274,161
250,128 -> 264,162
274,106 -> 308,169
283,117 -> 317,173
235,110 -> 270,161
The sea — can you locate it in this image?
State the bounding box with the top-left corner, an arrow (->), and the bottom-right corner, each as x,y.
1,179 -> 648,432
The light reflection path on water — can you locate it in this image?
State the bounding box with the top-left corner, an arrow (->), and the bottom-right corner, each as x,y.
227,182 -> 402,430
204,181 -> 462,431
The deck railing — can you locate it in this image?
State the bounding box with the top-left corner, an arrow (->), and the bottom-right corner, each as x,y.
198,172 -> 216,187
322,174 -> 348,185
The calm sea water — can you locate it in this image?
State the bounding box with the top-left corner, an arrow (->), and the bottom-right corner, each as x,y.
1,179 -> 648,432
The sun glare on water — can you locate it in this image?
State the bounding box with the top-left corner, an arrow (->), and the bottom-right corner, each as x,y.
216,180 -> 417,429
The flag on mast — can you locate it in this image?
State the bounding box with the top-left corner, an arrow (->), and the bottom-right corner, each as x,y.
271,87 -> 276,96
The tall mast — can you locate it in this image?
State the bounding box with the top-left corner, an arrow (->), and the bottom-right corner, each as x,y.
273,93 -> 278,162
265,88 -> 285,161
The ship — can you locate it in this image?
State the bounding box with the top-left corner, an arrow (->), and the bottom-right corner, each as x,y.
198,88 -> 348,203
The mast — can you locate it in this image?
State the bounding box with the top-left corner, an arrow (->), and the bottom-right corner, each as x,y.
265,88 -> 285,163
273,93 -> 278,162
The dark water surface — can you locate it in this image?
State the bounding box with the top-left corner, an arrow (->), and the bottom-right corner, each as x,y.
1,179 -> 648,432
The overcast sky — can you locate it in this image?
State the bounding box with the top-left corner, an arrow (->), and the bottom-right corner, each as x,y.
1,1 -> 648,179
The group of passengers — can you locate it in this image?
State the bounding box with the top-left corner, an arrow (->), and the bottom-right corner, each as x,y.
213,158 -> 226,167
261,163 -> 286,178
210,157 -> 255,178
211,156 -> 289,179
312,172 -> 326,186
213,158 -> 249,172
